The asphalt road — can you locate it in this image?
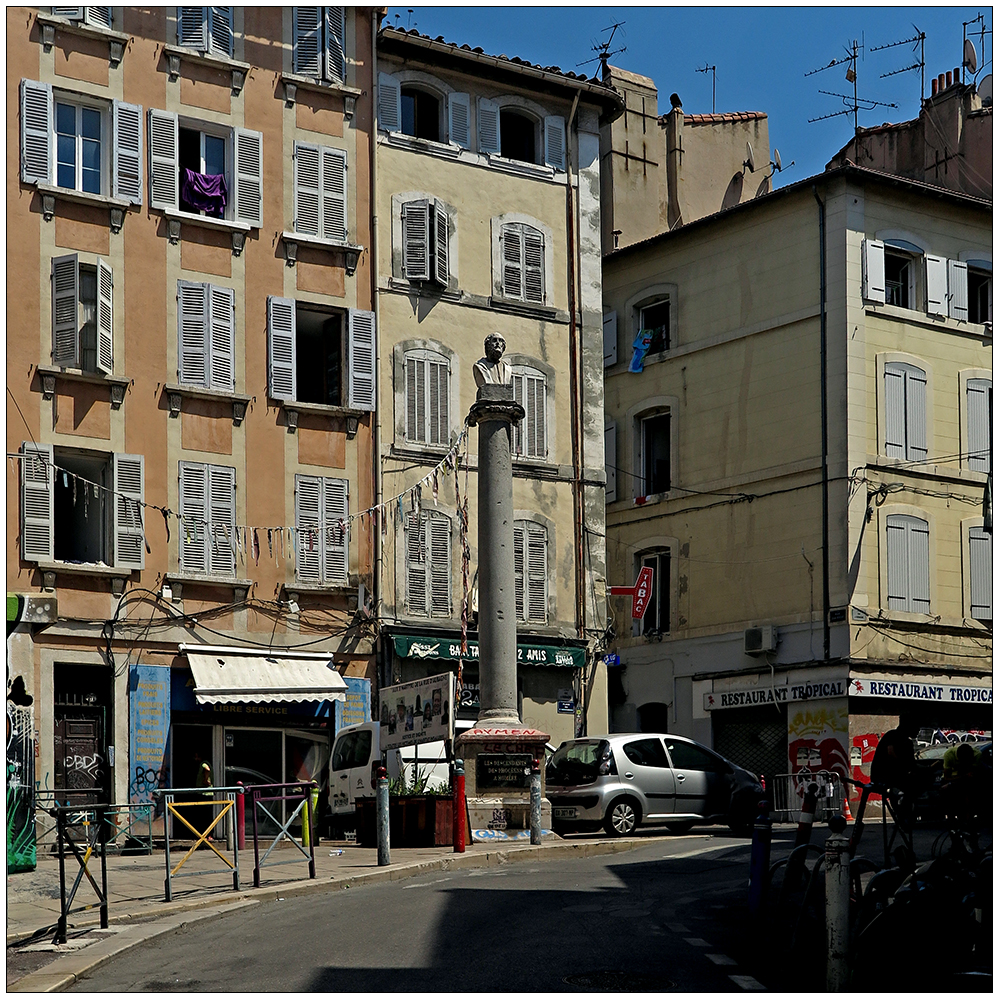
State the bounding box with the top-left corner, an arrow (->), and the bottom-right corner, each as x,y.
67,833 -> 770,992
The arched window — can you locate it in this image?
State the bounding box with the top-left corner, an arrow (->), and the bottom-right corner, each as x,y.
401,86 -> 441,142
500,109 -> 535,163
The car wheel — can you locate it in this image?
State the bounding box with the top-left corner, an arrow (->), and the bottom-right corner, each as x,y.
604,797 -> 640,837
667,820 -> 695,834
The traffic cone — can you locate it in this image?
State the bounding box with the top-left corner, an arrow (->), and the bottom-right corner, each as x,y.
843,794 -> 854,822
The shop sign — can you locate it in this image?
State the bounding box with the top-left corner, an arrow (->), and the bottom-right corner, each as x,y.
393,634 -> 585,668
849,677 -> 993,703
379,672 -> 455,751
704,678 -> 847,710
334,677 -> 371,730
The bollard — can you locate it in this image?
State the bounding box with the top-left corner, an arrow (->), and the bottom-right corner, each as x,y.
236,782 -> 245,851
301,785 -> 319,849
376,767 -> 390,867
784,781 -> 820,890
825,815 -> 851,991
530,758 -> 542,845
747,799 -> 772,917
453,758 -> 466,854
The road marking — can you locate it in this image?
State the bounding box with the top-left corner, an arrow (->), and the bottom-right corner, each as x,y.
402,877 -> 451,889
729,974 -> 766,990
706,954 -> 738,966
683,937 -> 711,947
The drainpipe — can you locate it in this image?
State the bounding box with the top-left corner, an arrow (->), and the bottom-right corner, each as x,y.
812,184 -> 831,662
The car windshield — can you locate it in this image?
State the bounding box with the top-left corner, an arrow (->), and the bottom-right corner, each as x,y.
547,740 -> 609,784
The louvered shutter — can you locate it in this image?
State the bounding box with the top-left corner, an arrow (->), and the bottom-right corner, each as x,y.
967,379 -> 991,473
908,518 -> 930,613
905,366 -> 928,461
321,146 -> 347,243
208,6 -> 233,57
267,296 -> 296,401
448,92 -> 470,148
294,142 -> 320,237
178,7 -> 208,50
323,477 -> 348,583
208,285 -> 235,391
51,254 -> 80,368
544,115 -> 565,170
885,515 -> 908,611
113,453 -> 145,570
402,200 -> 430,281
293,7 -> 321,77
179,462 -> 208,573
884,363 -> 907,459
148,108 -> 179,210
863,238 -> 886,304
478,97 -> 500,154
514,523 -> 525,620
84,7 -> 113,27
347,309 -> 376,411
233,128 -> 263,226
428,515 -> 451,616
512,371 -> 524,455
523,227 -> 545,304
886,515 -> 929,613
178,280 -> 208,385
969,527 -> 992,620
207,464 -> 235,576
112,100 -> 143,205
406,513 -> 427,615
433,203 -> 449,286
526,522 -> 548,622
20,79 -> 52,185
378,73 -> 401,132
603,310 -> 618,367
406,355 -> 424,443
428,355 -> 449,447
925,254 -> 947,315
604,423 -> 617,502
21,442 -> 54,562
520,371 -> 546,457
96,259 -> 113,375
948,260 -> 969,321
501,224 -> 523,300
295,474 -> 322,582
324,6 -> 346,84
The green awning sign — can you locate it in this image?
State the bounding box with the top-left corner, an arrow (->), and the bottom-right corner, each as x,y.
393,634 -> 585,668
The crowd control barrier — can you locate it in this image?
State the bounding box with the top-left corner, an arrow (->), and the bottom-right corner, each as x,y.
249,781 -> 318,887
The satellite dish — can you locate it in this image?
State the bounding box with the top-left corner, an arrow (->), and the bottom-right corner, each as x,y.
980,74 -> 993,106
964,38 -> 978,75
744,141 -> 755,173
774,148 -> 783,172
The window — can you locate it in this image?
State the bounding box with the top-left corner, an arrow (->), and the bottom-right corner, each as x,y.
404,348 -> 450,446
477,99 -> 565,169
405,511 -> 451,617
968,267 -> 992,324
885,249 -> 913,308
639,299 -> 670,355
293,142 -> 347,243
500,109 -> 535,163
500,222 -> 544,304
177,281 -> 235,392
378,74 -> 470,148
511,366 -> 547,459
514,520 -> 548,624
967,378 -> 992,473
665,741 -> 728,774
20,442 -> 144,569
401,88 -> 441,142
641,413 -> 671,495
51,7 -> 113,28
51,254 -> 112,373
177,7 -> 234,58
623,738 -> 670,768
178,462 -> 236,576
56,100 -> 102,194
295,474 -> 349,585
292,7 -> 345,83
885,514 -> 930,614
884,361 -> 927,461
178,126 -> 226,216
638,551 -> 670,636
401,199 -> 449,285
968,527 -> 992,622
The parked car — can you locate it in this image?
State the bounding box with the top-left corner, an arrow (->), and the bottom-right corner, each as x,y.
546,733 -> 764,836
914,741 -> 992,822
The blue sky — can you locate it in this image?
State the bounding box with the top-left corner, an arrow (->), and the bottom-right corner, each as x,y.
385,6 -> 992,185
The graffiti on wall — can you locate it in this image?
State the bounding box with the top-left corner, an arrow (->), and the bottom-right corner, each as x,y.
787,701 -> 849,782
128,665 -> 170,819
7,677 -> 36,874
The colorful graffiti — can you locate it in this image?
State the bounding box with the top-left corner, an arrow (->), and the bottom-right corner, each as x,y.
787,702 -> 849,781
8,593 -> 37,873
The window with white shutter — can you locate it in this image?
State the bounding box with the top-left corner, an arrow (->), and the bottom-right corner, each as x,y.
378,73 -> 401,133
448,92 -> 470,148
477,97 -> 500,154
884,361 -> 927,461
405,512 -> 451,617
112,100 -> 143,205
968,526 -> 992,621
404,349 -> 450,447
885,514 -> 930,614
112,453 -> 145,570
20,443 -> 54,563
52,7 -> 113,27
967,378 -> 992,473
233,127 -> 263,227
511,366 -> 547,459
603,310 -> 618,367
948,259 -> 969,322
179,461 -> 235,577
295,475 -> 349,584
20,79 -> 52,185
267,296 -> 296,401
543,115 -> 565,170
293,141 -> 347,242
50,254 -> 113,374
292,7 -> 321,77
323,7 -> 346,84
177,7 -> 233,57
148,108 -> 178,210
500,222 -> 545,304
862,238 -> 886,304
514,521 -> 548,624
400,198 -> 450,286
924,254 -> 947,315
177,281 -> 235,391
347,308 -> 376,411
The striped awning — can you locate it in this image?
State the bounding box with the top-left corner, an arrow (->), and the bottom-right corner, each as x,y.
186,652 -> 348,705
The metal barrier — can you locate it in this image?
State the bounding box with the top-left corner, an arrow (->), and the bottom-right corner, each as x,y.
154,786 -> 243,902
249,781 -> 318,888
48,803 -> 110,944
33,793 -> 154,854
771,771 -> 845,823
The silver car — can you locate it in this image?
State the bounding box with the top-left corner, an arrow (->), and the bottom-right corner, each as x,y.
546,733 -> 764,836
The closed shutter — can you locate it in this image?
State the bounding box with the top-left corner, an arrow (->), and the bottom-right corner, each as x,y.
233,127 -> 263,227
543,115 -> 565,170
96,259 -> 113,375
513,523 -> 525,620
886,514 -> 929,614
501,224 -> 523,300
862,238 -> 886,303
406,355 -> 425,443
292,6 -> 321,77
428,355 -> 449,446
112,100 -> 143,205
511,371 -> 524,455
112,452 -> 145,570
324,6 -> 346,84
20,79 -> 52,185
967,379 -> 991,473
148,108 -> 179,210
905,366 -> 928,461
405,512 -> 427,615
51,254 -> 80,368
295,474 -> 322,582
21,442 -> 54,562
347,308 -> 376,411
885,515 -> 908,611
526,522 -> 548,622
402,200 -> 430,281
178,7 -> 208,50
448,92 -> 470,148
908,517 -> 930,613
433,203 -> 449,286
512,370 -> 546,458
428,514 -> 451,616
925,254 -> 947,315
178,280 -> 208,385
523,227 -> 545,304
208,6 -> 233,57
604,422 -> 617,502
323,477 -> 348,583
207,464 -> 235,576
321,146 -> 347,243
377,73 -> 401,132
207,284 -> 235,391
478,97 -> 500,154
603,310 -> 618,367
267,296 -> 296,401
883,362 -> 906,459
84,7 -> 113,27
948,260 -> 969,321
293,142 -> 320,237
179,462 -> 208,574
969,527 -> 992,620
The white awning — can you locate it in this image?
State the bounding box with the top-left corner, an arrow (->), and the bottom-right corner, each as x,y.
186,652 -> 348,705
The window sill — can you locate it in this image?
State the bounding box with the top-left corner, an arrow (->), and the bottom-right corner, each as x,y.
390,442 -> 458,462
512,458 -> 560,479
35,13 -> 129,67
381,130 -> 463,158
866,454 -> 990,484
162,43 -> 250,94
162,209 -> 252,254
164,572 -> 251,602
34,184 -> 132,231
164,383 -> 251,425
489,296 -> 558,321
36,561 -> 132,595
280,401 -> 366,437
864,303 -> 992,337
280,232 -> 362,273
280,73 -> 361,116
387,277 -> 459,300
37,366 -> 130,409
283,579 -> 357,599
486,154 -> 557,180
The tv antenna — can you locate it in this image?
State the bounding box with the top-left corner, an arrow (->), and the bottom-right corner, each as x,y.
696,63 -> 717,113
963,14 -> 992,84
576,21 -> 626,75
870,25 -> 925,108
806,37 -> 897,133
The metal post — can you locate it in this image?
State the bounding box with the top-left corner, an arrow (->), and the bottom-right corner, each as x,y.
251,787 -> 261,888
163,795 -> 173,902
236,782 -> 245,851
306,783 -> 316,879
747,799 -> 772,916
56,810 -> 68,944
530,758 -> 542,845
453,759 -> 466,854
98,805 -> 109,929
825,815 -> 851,991
376,770 -> 390,867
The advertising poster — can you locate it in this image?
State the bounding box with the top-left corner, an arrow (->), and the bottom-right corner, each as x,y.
334,676 -> 371,730
129,664 -> 171,831
379,672 -> 455,751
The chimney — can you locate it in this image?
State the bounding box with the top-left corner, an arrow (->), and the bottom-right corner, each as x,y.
954,67 -> 961,85
946,70 -> 953,88
938,73 -> 946,93
932,78 -> 939,96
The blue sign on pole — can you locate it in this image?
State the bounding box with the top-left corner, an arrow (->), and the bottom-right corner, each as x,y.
603,654 -> 621,666
128,664 -> 171,805
334,676 -> 371,731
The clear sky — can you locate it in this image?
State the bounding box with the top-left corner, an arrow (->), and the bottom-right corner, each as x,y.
385,5 -> 993,186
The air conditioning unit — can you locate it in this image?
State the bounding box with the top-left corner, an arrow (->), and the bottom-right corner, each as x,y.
744,625 -> 778,656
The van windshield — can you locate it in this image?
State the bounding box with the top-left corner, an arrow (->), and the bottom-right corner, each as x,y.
332,729 -> 372,771
547,740 -> 610,785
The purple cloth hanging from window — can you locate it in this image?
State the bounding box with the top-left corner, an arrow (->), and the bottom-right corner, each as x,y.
180,167 -> 228,215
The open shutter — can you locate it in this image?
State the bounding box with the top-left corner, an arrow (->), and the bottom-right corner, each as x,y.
148,108 -> 179,210
526,522 -> 548,622
603,310 -> 618,367
323,477 -> 348,583
377,72 -> 401,132
208,6 -> 233,57
604,423 -> 617,502
406,355 -> 425,443
969,527 -> 992,620
428,355 -> 449,447
402,200 -> 430,281
293,6 -> 321,76
21,442 -> 54,562
967,379 -> 991,473
20,79 -> 52,185
347,309 -> 376,411
905,366 -> 928,461
293,141 -> 320,237
324,6 -> 346,84
428,514 -> 451,616
233,127 -> 263,227
208,285 -> 235,392
267,296 -> 296,401
523,227 -> 545,304
96,258 -> 113,375
478,97 -> 500,154
84,7 -> 113,27
448,92 -> 470,148
51,254 -> 80,368
178,7 -> 208,49
179,462 -> 208,574
501,224 -> 523,299
883,362 -> 906,459
113,453 -> 145,570
544,115 -> 566,170
178,280 -> 208,385
321,146 -> 347,243
948,259 -> 969,321
513,523 -> 525,620
295,474 -> 322,582
925,254 -> 947,315
862,238 -> 886,304
432,202 -> 449,286
207,464 -> 235,576
908,517 -> 930,613
112,100 -> 143,205
406,513 -> 427,615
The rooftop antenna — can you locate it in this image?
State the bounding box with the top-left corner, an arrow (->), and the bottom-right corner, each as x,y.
695,62 -> 717,113
870,25 -> 925,108
406,9 -> 415,31
963,14 -> 992,84
576,21 -> 627,75
806,37 -> 897,134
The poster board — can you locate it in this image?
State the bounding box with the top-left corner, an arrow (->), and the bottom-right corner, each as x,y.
379,672 -> 455,751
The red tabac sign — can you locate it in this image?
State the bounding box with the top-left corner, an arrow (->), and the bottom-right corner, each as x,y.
609,565 -> 655,619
